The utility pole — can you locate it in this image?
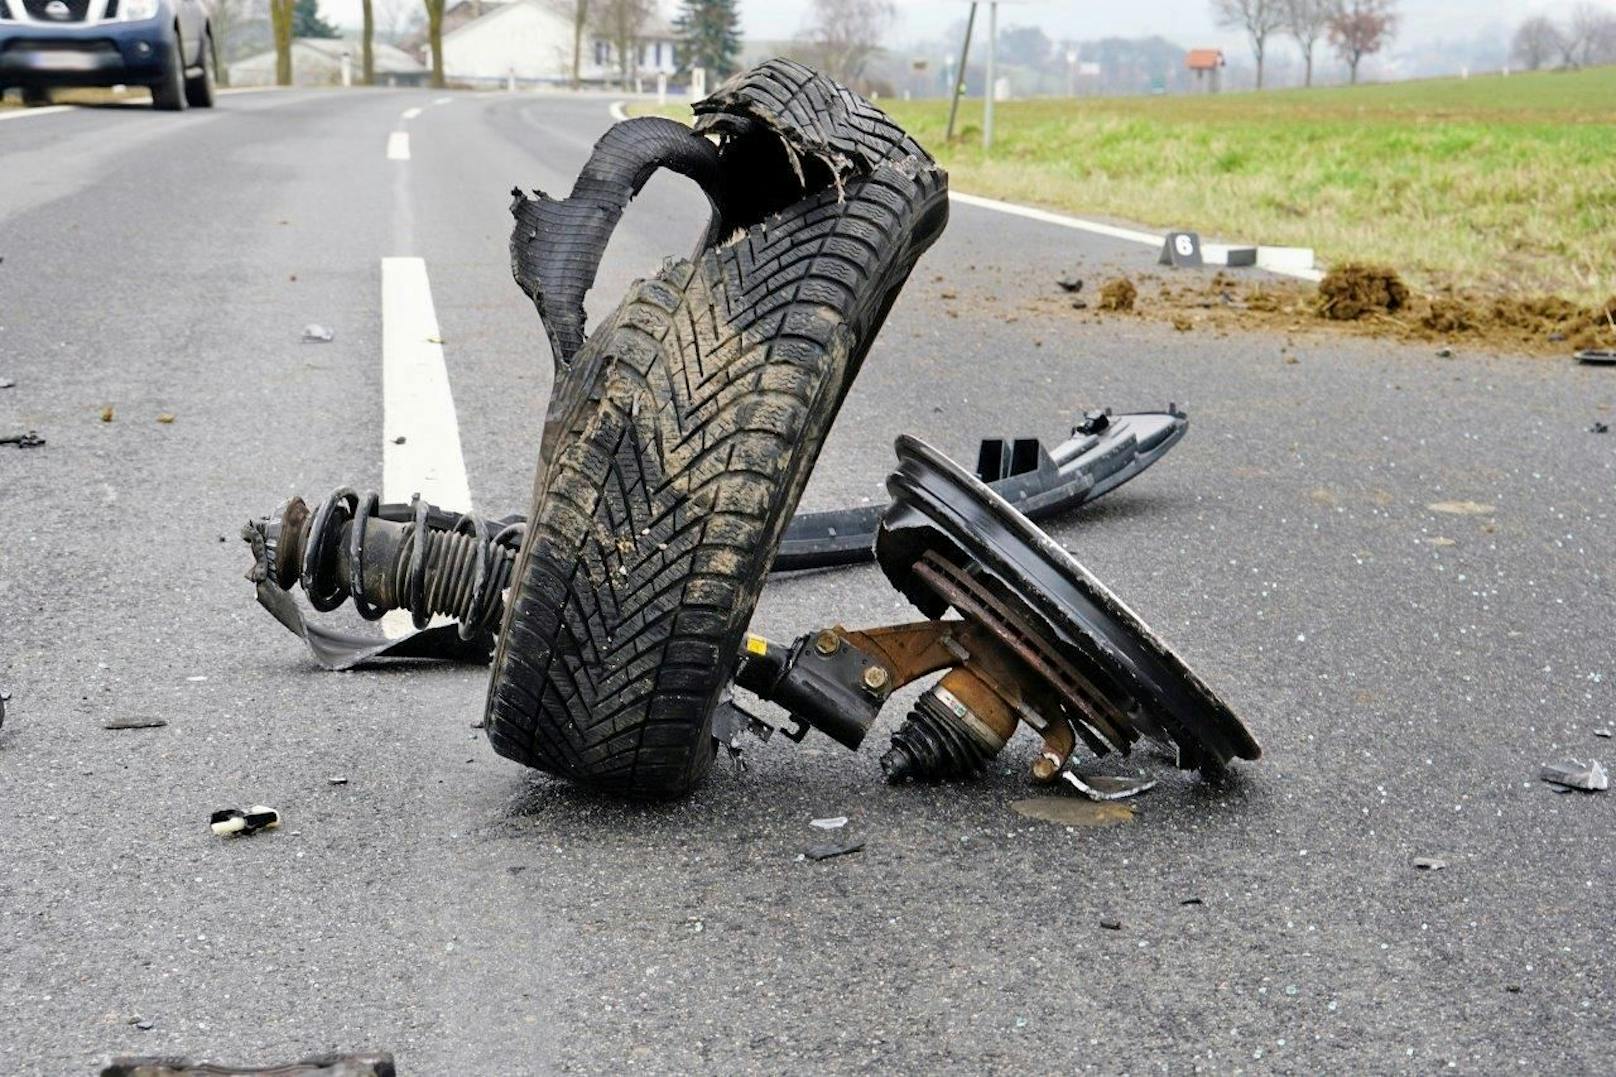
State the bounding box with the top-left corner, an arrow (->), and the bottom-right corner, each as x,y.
944,2 -> 976,142
982,1 -> 996,151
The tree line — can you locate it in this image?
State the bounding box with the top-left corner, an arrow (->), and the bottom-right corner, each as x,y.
1511,4 -> 1616,71
1212,0 -> 1397,88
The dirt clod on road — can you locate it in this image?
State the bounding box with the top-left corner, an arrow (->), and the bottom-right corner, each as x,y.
1318,264 -> 1411,320
1098,277 -> 1137,312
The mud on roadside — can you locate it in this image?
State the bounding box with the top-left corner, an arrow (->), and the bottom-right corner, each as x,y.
1030,264 -> 1616,359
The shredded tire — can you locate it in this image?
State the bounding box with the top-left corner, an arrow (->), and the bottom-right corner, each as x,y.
484,60 -> 949,796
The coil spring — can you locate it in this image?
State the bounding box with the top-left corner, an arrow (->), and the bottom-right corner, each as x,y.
879,687 -> 996,782
301,487 -> 526,640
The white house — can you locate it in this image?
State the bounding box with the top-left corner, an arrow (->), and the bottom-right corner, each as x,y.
439,0 -> 680,87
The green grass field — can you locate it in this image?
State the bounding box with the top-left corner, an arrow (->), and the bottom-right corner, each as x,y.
639,67 -> 1616,302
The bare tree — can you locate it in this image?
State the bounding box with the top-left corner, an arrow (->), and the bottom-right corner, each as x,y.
1511,15 -> 1564,71
807,0 -> 895,87
547,0 -> 590,89
361,0 -> 375,83
1212,0 -> 1285,89
590,0 -> 652,88
424,0 -> 445,87
1283,0 -> 1330,86
1570,3 -> 1616,67
269,0 -> 294,85
1327,0 -> 1396,84
206,0 -> 266,86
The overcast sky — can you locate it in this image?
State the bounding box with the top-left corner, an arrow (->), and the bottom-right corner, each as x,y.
748,0 -> 1589,51
323,0 -> 1595,54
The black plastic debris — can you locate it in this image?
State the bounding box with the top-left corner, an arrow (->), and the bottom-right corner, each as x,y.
775,408 -> 1189,572
1412,857 -> 1448,871
301,324 -> 336,343
1056,275 -> 1083,293
100,1053 -> 396,1077
1540,759 -> 1609,792
1099,918 -> 1123,931
1595,729 -> 1612,739
1,430 -> 44,448
0,377 -> 14,389
210,805 -> 281,836
804,839 -> 864,862
1575,349 -> 1616,365
1591,421 -> 1609,434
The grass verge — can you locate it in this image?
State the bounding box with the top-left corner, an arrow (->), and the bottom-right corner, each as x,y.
634,66 -> 1616,304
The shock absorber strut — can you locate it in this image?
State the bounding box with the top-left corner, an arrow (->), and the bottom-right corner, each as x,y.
243,488 -> 526,640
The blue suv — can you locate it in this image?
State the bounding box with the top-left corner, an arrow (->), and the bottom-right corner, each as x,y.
0,0 -> 214,110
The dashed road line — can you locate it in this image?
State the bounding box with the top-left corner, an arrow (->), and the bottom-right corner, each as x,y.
402,106 -> 423,120
387,130 -> 410,160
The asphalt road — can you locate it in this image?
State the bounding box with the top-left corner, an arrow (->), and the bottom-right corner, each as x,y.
1,87 -> 1612,1075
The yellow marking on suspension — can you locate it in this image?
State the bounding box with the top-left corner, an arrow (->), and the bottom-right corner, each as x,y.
745,634 -> 768,656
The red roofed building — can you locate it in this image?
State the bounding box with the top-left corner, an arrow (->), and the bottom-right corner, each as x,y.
1187,48 -> 1225,93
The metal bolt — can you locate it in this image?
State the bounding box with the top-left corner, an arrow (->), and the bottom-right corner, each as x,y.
814,630 -> 840,656
1030,755 -> 1059,783
861,665 -> 890,693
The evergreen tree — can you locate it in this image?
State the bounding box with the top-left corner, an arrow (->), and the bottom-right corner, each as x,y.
292,0 -> 340,39
673,0 -> 741,77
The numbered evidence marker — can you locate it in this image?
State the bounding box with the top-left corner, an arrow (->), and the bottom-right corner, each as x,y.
1158,230 -> 1204,269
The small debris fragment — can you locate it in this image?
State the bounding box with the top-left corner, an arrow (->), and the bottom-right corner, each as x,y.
810,815 -> 849,830
1540,759 -> 1609,792
1412,857 -> 1448,871
1594,729 -> 1611,739
1098,277 -> 1137,312
99,405 -> 115,423
1099,918 -> 1122,931
210,805 -> 282,837
1427,500 -> 1495,516
1591,421 -> 1609,434
134,1018 -> 155,1031
1180,897 -> 1204,906
1011,797 -> 1135,827
328,776 -> 349,786
1,431 -> 45,448
804,839 -> 864,862
0,377 -> 14,389
1070,299 -> 1088,311
1055,275 -> 1083,294
1172,315 -> 1193,332
103,718 -> 167,730
392,435 -> 407,444
1575,349 -> 1615,365
156,413 -> 176,424
302,324 -> 336,343
1436,347 -> 1454,358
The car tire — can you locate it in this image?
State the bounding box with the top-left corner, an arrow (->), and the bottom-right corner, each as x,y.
21,86 -> 51,107
482,62 -> 949,798
184,31 -> 215,108
150,32 -> 187,111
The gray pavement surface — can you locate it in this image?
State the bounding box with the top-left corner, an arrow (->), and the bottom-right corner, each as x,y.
1,88 -> 1613,1075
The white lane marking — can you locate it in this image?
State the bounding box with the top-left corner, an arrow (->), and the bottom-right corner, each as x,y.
949,190 -> 1324,281
608,100 -> 629,121
387,130 -> 410,160
432,96 -> 452,106
402,106 -> 423,120
0,105 -> 72,122
381,257 -> 472,636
